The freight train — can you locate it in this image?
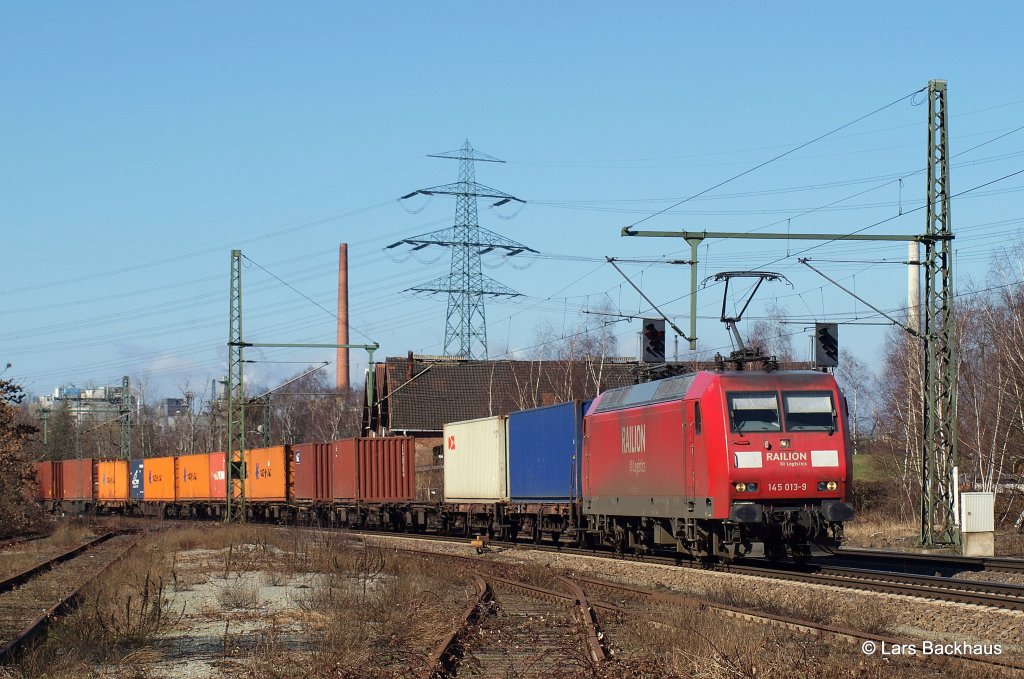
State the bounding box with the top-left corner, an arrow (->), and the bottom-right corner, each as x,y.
34,370 -> 854,559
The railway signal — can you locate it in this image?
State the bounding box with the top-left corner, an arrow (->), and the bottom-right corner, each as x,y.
814,323 -> 839,368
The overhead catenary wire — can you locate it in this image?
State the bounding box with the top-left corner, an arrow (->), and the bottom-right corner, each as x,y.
625,87 -> 928,230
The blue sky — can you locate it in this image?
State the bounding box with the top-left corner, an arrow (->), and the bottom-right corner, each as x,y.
2,2 -> 1023,403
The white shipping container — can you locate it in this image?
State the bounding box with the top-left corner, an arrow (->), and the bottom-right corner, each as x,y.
443,416 -> 509,502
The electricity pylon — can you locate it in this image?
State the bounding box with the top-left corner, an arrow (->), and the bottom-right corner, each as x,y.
389,140 -> 535,359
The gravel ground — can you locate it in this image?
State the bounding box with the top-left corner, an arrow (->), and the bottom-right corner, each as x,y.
952,570 -> 1024,586
97,546 -> 318,679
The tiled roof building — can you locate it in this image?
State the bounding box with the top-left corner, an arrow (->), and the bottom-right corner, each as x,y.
367,355 -> 640,435
364,353 -> 817,435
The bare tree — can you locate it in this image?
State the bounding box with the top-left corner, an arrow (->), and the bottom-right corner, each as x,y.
746,302 -> 795,361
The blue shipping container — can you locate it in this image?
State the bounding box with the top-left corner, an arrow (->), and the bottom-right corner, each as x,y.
130,460 -> 144,500
507,400 -> 589,502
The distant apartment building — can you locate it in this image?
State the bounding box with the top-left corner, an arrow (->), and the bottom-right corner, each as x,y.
34,384 -> 134,424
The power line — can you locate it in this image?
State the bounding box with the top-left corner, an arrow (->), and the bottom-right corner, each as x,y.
626,87 -> 928,230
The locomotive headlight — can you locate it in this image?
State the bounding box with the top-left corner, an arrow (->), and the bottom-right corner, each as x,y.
826,481 -> 838,491
734,482 -> 747,492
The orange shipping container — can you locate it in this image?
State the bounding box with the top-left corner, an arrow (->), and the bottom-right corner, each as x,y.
97,460 -> 129,501
175,454 -> 212,500
143,456 -> 176,501
245,446 -> 289,501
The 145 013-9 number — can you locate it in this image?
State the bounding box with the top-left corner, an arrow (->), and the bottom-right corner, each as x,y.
767,483 -> 807,492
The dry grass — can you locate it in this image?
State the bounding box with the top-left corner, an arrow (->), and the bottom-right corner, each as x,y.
843,510 -> 917,550
692,578 -> 896,636
218,577 -> 262,610
996,529 -> 1024,557
608,606 -> 992,679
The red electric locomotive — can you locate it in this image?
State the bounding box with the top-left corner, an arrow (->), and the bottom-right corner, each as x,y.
582,370 -> 853,559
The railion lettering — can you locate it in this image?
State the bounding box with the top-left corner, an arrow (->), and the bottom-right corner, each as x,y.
766,451 -> 808,463
621,424 -> 646,454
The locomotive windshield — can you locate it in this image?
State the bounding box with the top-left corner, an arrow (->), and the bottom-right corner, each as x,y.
782,391 -> 836,431
727,392 -> 781,433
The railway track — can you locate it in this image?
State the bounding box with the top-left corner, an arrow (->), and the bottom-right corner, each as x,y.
725,562 -> 1024,610
0,531 -> 141,662
398,539 -> 1024,676
274,524 -> 1024,613
832,547 -> 1024,576
423,570 -> 605,678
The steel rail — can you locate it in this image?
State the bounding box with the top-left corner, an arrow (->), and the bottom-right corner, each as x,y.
0,532 -> 117,596
554,575 -> 608,663
421,574 -> 490,679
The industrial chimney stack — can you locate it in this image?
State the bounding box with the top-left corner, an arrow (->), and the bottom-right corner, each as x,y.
337,243 -> 350,390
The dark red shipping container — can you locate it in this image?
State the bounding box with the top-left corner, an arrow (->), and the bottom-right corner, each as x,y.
330,437 -> 415,502
292,441 -> 332,501
35,462 -> 57,499
61,458 -> 95,501
358,437 -> 414,502
330,439 -> 358,500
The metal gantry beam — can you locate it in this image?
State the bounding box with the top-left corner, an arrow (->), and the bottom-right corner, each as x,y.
621,227 -> 935,352
921,79 -> 959,547
226,249 -> 246,523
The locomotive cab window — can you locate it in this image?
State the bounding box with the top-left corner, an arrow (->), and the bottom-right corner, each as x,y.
782,391 -> 836,432
727,392 -> 781,433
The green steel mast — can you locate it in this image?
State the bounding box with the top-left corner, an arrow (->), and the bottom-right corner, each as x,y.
226,249 -> 247,523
